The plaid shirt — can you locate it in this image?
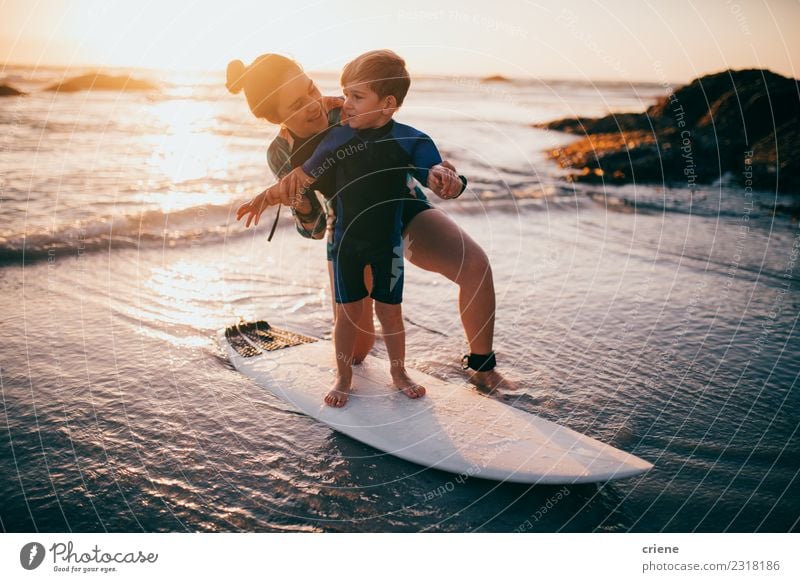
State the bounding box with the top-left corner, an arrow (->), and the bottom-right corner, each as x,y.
266,96 -> 343,240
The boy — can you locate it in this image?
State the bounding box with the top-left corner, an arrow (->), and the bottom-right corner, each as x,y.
240,50 -> 464,407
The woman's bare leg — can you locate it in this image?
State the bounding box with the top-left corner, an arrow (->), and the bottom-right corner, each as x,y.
327,261 -> 375,363
403,209 -> 509,391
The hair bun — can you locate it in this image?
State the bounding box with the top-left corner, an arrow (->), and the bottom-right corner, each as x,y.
226,59 -> 247,94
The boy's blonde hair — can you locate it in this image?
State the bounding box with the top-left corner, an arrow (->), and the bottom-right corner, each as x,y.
340,49 -> 411,107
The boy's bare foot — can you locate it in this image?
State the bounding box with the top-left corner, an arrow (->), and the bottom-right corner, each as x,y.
325,373 -> 353,407
469,368 -> 517,395
391,369 -> 426,399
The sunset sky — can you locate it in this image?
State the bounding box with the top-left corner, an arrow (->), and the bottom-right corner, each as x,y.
1,0 -> 798,83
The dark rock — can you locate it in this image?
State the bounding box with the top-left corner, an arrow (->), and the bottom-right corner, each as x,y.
542,112 -> 653,134
482,75 -> 512,83
0,84 -> 26,97
45,73 -> 158,93
538,69 -> 800,194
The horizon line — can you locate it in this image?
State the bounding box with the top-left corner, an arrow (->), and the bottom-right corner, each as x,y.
3,60 -> 759,87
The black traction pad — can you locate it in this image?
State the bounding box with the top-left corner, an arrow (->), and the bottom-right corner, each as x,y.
225,320 -> 317,358
224,325 -> 262,358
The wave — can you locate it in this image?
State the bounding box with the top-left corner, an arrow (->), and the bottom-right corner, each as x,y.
0,203 -> 248,265
582,188 -> 800,221
3,183 -> 794,266
0,188 -> 572,265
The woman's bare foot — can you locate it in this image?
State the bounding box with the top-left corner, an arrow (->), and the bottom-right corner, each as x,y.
391,369 -> 426,399
325,372 -> 353,407
469,368 -> 517,395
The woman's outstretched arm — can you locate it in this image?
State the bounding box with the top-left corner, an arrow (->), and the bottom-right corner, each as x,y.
268,136 -> 328,239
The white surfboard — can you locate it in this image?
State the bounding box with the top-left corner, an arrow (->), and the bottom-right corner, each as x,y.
221,321 -> 653,484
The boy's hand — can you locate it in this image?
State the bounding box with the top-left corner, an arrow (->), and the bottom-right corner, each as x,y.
428,161 -> 463,199
236,186 -> 278,228
236,168 -> 316,227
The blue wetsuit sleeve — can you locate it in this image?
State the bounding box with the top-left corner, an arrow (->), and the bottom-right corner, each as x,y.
409,132 -> 443,187
301,126 -> 353,180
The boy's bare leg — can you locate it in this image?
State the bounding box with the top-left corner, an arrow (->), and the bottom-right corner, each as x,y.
328,261 -> 375,364
373,301 -> 425,399
326,299 -> 364,407
353,268 -> 375,363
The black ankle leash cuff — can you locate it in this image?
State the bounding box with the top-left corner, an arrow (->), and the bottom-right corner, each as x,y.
462,352 -> 496,372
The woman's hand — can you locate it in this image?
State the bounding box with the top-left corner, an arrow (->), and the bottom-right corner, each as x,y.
273,167 -> 314,207
428,161 -> 463,199
293,193 -> 313,216
271,173 -> 297,206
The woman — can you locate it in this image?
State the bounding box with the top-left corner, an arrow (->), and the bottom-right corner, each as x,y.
229,54 -> 508,392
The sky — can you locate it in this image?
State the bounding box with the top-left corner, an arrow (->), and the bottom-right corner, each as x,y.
1,0 -> 798,83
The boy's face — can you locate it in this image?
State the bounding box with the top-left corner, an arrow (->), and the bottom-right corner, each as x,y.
342,81 -> 394,129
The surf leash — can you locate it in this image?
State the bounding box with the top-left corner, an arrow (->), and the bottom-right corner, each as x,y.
462,351 -> 497,372
267,204 -> 281,242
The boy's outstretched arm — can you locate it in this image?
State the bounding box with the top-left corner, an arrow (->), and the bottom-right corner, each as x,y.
236,168 -> 315,228
236,185 -> 280,228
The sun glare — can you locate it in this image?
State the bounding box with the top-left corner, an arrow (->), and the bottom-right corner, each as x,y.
137,98 -> 231,213
55,0 -> 314,73
49,1 -> 231,71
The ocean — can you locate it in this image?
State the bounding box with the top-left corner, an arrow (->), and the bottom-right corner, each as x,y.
1,66 -> 798,532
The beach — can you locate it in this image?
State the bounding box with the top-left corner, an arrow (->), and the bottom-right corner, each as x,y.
1,66 -> 798,532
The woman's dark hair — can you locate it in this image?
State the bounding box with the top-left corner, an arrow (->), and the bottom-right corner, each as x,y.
226,54 -> 302,122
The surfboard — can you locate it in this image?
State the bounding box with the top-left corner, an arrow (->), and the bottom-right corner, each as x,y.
221,321 -> 653,484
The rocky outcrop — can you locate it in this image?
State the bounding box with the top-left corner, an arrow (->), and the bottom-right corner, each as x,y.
0,84 -> 26,97
45,73 -> 158,93
538,69 -> 800,194
483,74 -> 512,83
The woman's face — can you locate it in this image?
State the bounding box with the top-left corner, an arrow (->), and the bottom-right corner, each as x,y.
272,72 -> 326,137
